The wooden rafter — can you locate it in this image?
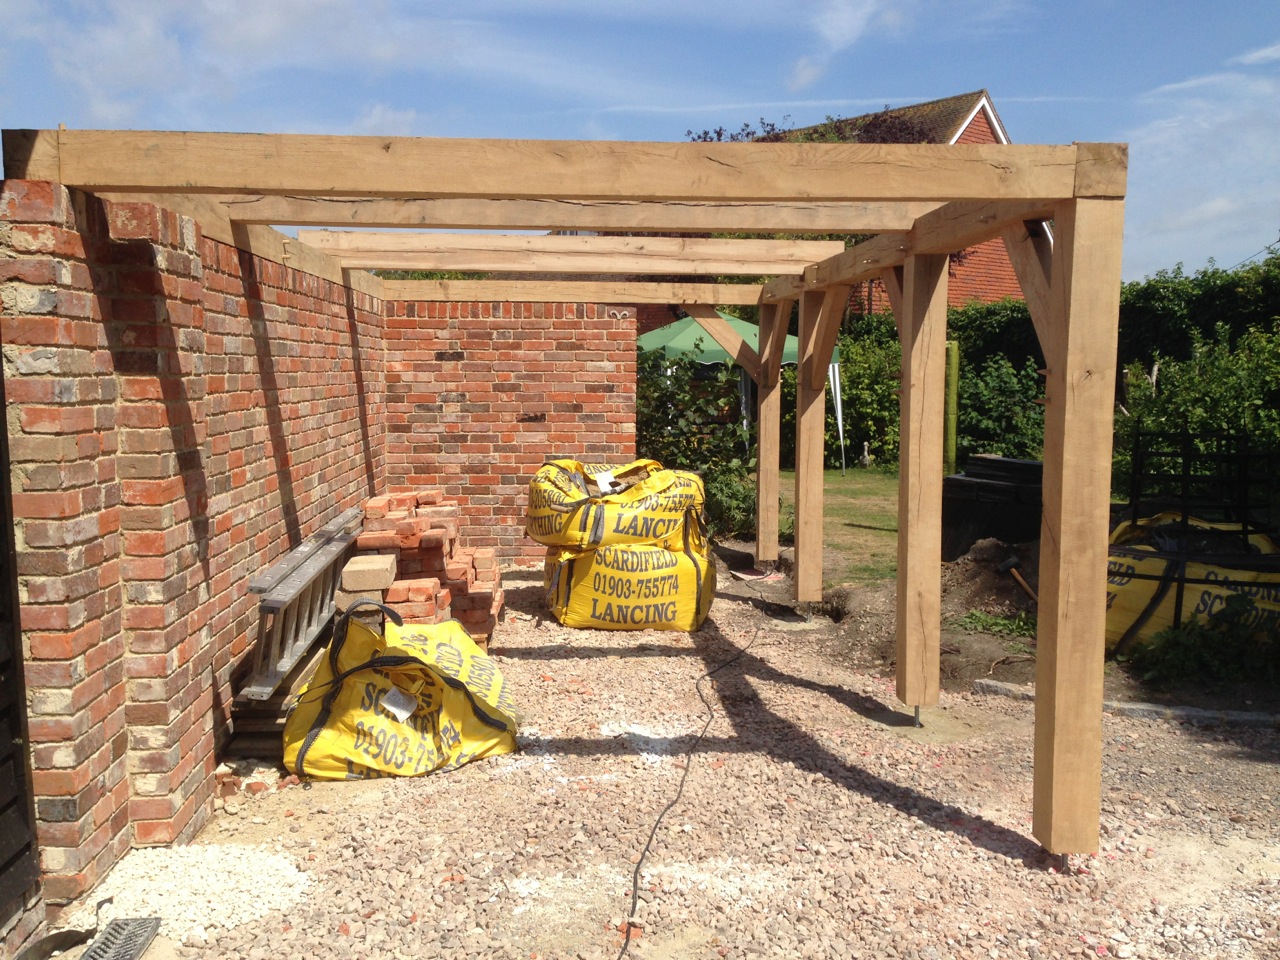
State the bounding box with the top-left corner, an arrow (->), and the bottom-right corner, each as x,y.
681,303 -> 761,382
2,130 -> 1123,202
763,199 -> 1057,298
297,230 -> 843,276
383,279 -> 764,305
215,195 -> 940,234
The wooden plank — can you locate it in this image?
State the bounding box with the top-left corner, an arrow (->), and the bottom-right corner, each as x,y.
224,225 -> 384,297
895,254 -> 948,709
299,231 -> 842,276
682,304 -> 760,382
333,251 -> 819,276
1073,143 -> 1129,199
794,290 -> 828,602
1032,198 -> 1125,855
301,230 -> 843,261
798,199 -> 1052,293
761,275 -> 808,303
807,286 -> 851,390
1,129 -> 57,181
384,279 -> 764,305
1002,221 -> 1056,361
759,299 -> 793,389
98,191 -> 236,246
92,193 -> 383,298
10,130 -> 1086,202
880,266 -> 905,337
804,234 -> 907,291
222,195 -> 942,233
756,302 -> 784,564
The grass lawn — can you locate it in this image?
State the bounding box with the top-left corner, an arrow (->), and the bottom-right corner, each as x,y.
778,467 -> 899,587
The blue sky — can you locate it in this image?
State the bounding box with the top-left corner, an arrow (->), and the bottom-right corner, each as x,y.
2,1 -> 1278,280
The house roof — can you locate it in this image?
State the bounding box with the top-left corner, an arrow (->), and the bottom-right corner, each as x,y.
792,89 -> 1011,145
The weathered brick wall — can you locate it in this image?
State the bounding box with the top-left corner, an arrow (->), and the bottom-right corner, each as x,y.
1,181 -> 385,935
382,300 -> 636,563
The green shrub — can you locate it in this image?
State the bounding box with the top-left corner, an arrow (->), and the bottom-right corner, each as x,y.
634,348 -> 757,538
1122,594 -> 1279,687
956,355 -> 1045,462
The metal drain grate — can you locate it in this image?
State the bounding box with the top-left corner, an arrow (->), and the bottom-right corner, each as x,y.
81,918 -> 162,960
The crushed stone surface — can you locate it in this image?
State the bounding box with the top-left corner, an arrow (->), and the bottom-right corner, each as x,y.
54,566 -> 1280,959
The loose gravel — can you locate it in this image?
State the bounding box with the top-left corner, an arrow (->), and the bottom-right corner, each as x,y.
56,567 -> 1280,959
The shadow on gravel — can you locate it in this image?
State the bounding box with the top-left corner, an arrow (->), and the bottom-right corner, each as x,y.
687,618 -> 1049,868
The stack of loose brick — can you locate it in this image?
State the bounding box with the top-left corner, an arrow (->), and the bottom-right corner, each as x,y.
334,490 -> 504,648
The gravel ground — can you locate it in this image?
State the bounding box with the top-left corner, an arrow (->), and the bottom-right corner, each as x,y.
58,566 -> 1280,959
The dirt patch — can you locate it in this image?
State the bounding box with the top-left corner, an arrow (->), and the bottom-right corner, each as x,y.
713,536 -> 1280,714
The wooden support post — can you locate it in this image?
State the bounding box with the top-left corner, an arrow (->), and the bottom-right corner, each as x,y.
794,290 -> 827,602
755,301 -> 789,564
944,340 -> 959,477
1032,198 -> 1124,854
895,254 -> 948,708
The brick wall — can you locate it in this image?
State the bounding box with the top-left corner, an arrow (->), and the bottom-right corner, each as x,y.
1,181 -> 385,935
382,300 -> 636,564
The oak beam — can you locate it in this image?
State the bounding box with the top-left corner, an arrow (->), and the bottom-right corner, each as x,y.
806,286 -> 851,390
681,304 -> 760,382
1032,198 -> 1125,855
755,300 -> 790,565
1002,220 -> 1056,357
794,290 -> 828,603
760,276 -> 807,303
298,231 -> 842,277
4,130 -> 1095,202
895,254 -> 948,710
217,194 -> 939,234
383,280 -> 764,305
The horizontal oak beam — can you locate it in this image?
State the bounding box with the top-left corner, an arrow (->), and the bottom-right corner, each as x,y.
299,230 -> 842,262
217,195 -> 940,233
3,129 -> 1117,202
763,198 -> 1055,298
299,230 -> 840,277
382,279 -> 764,305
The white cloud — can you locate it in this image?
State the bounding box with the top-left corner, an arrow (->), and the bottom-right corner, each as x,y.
1123,54 -> 1280,279
353,104 -> 419,136
1233,41 -> 1280,66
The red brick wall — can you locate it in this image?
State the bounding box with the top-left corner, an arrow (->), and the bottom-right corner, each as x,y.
382,300 -> 636,564
1,181 -> 385,934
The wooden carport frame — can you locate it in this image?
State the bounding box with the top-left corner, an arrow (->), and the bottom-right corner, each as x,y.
3,129 -> 1126,854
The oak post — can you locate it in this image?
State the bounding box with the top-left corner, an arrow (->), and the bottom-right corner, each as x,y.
756,302 -> 784,563
895,254 -> 948,708
794,290 -> 827,601
1032,198 -> 1125,854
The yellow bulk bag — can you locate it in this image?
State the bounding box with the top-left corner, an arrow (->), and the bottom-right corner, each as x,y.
1106,513 -> 1280,655
283,609 -> 517,780
544,527 -> 716,632
526,458 -> 705,551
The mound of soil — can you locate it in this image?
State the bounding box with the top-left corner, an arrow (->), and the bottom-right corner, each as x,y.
712,536 -> 1280,714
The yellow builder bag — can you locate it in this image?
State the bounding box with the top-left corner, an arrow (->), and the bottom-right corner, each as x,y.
1106,513 -> 1280,655
283,604 -> 517,780
543,519 -> 716,631
526,458 -> 705,551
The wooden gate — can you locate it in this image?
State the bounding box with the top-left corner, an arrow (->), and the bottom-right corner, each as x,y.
0,369 -> 39,912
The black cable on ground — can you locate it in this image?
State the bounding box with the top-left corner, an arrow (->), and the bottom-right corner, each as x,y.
616,627 -> 762,960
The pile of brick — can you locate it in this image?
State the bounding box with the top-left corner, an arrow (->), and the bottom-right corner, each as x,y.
334,490 -> 503,648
